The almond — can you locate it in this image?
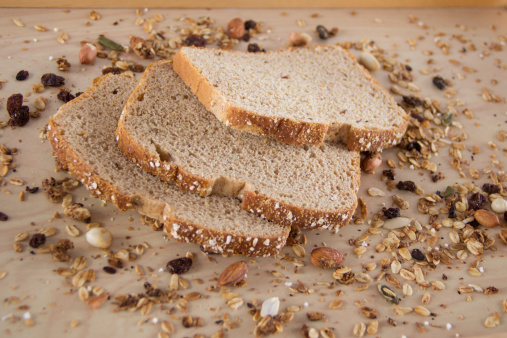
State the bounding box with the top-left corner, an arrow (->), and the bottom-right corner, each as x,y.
310,247 -> 344,269
79,43 -> 97,64
474,209 -> 500,228
226,18 -> 245,39
217,261 -> 248,286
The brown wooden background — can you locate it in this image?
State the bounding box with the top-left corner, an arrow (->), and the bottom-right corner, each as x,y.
4,0 -> 507,8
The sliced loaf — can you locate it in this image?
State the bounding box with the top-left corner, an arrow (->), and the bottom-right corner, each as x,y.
172,45 -> 409,151
116,61 -> 361,231
47,73 -> 290,256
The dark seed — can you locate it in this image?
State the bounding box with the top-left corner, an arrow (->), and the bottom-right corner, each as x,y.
247,43 -> 262,53
16,70 -> 29,81
166,257 -> 192,274
244,20 -> 256,30
397,180 -> 416,192
432,76 -> 446,90
384,207 -> 400,219
406,141 -> 421,152
7,93 -> 24,116
382,169 -> 395,181
316,25 -> 330,39
482,183 -> 501,194
57,89 -> 75,103
402,95 -> 423,107
9,106 -> 30,127
29,233 -> 46,248
184,34 -> 206,47
41,73 -> 65,86
468,192 -> 486,210
0,212 -> 8,221
103,266 -> 117,274
411,248 -> 425,261
25,186 -> 39,193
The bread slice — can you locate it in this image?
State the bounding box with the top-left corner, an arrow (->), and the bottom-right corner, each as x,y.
172,45 -> 409,151
116,61 -> 361,231
47,73 -> 290,257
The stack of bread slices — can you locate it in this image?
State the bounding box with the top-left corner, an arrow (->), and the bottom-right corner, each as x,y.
47,45 -> 408,257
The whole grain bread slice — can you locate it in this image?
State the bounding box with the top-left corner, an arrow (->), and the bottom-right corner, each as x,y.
172,45 -> 409,151
116,61 -> 361,231
47,73 -> 289,257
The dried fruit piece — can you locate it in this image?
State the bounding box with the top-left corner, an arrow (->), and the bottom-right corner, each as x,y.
411,248 -> 425,261
166,257 -> 192,274
41,73 -> 65,86
432,76 -> 446,90
0,212 -> 9,221
9,106 -> 30,127
185,34 -> 206,47
310,247 -> 344,269
57,89 -> 75,103
130,36 -> 155,59
7,93 -> 24,116
247,43 -> 264,53
16,70 -> 29,81
29,233 -> 46,248
217,261 -> 248,286
468,192 -> 486,210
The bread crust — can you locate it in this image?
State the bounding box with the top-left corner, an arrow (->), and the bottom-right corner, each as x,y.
116,64 -> 361,231
48,74 -> 289,257
173,46 -> 409,152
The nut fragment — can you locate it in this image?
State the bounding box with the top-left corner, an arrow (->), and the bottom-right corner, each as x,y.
474,209 -> 500,228
64,203 -> 91,222
359,52 -> 380,71
85,227 -> 113,248
130,36 -> 155,59
362,152 -> 382,173
217,261 -> 248,286
310,247 -> 344,269
227,18 -> 245,39
289,32 -> 312,46
79,43 -> 97,64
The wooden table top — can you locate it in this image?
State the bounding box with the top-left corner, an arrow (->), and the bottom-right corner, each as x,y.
0,7 -> 506,338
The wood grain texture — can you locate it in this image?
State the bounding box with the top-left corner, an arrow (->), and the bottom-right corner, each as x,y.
6,0 -> 507,8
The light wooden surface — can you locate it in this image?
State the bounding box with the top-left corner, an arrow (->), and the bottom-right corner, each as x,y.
4,0 -> 507,8
0,7 -> 507,338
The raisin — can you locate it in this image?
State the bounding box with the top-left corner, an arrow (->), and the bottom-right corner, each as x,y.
316,25 -> 330,39
103,266 -> 117,274
504,211 -> 507,223
448,204 -> 456,218
432,76 -> 446,90
184,34 -> 206,47
29,233 -> 46,248
16,70 -> 29,81
242,32 -> 250,42
26,186 -> 39,193
405,65 -> 413,71
468,192 -> 486,210
411,249 -> 425,261
244,20 -> 256,30
41,73 -> 65,86
382,169 -> 395,181
166,257 -> 192,274
0,212 -> 8,221
384,207 -> 400,219
406,141 -> 421,152
482,183 -> 500,194
57,89 -> 75,103
129,64 -> 145,73
469,219 -> 480,228
431,172 -> 444,182
410,112 -> 425,122
75,92 -> 84,97
248,43 -> 262,53
7,93 -> 24,116
102,66 -> 123,75
397,180 -> 416,192
402,95 -> 423,107
9,106 -> 30,127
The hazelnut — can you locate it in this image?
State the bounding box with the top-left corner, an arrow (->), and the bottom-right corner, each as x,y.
227,18 -> 245,39
361,152 -> 382,173
289,32 -> 312,46
79,43 -> 97,64
86,227 -> 113,248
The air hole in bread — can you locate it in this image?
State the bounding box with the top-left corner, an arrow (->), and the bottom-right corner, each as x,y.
154,143 -> 173,162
